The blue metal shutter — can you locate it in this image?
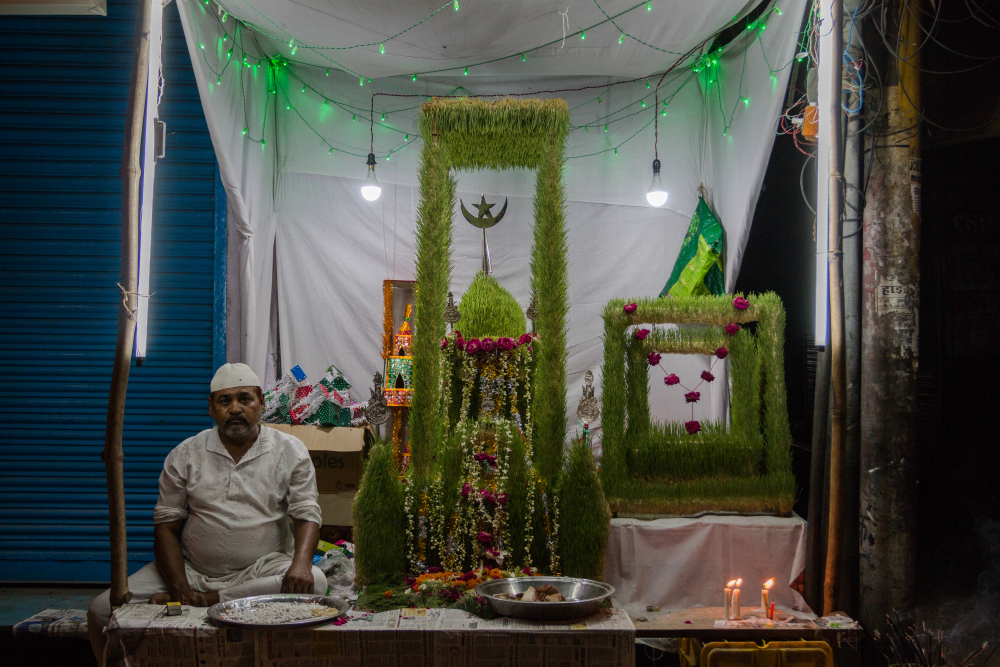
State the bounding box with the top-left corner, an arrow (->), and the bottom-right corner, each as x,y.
0,0 -> 226,582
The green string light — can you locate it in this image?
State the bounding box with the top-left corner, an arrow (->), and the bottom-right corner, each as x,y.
412,74 -> 418,81
619,34 -> 624,44
291,46 -> 297,55
381,113 -> 386,121
742,97 -> 749,107
464,66 -> 468,75
646,80 -> 650,88
581,30 -> 586,39
453,0 -> 459,10
325,68 -> 330,75
262,139 -> 266,146
242,127 -> 248,135
359,77 -> 364,86
226,49 -> 232,60
776,8 -> 783,15
380,43 -> 385,54
217,75 -> 221,84
647,1 -> 651,10
584,125 -> 588,132
521,53 -> 525,62
604,124 -> 608,132
352,113 -> 356,120
405,134 -> 409,141
199,42 -> 204,49
222,11 -> 227,21
641,100 -> 646,107
614,147 -> 618,155
597,96 -> 602,103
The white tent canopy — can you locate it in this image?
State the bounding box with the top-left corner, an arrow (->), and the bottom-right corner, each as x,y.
176,0 -> 806,434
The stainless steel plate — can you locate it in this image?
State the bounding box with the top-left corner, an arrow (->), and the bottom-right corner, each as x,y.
475,577 -> 615,621
207,594 -> 351,628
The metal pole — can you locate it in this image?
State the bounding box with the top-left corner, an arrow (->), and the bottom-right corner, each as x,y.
840,0 -> 865,619
805,345 -> 831,612
859,0 -> 921,631
103,0 -> 152,609
822,0 -> 846,617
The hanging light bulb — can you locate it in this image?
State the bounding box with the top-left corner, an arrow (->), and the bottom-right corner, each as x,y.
646,158 -> 668,207
361,153 -> 382,201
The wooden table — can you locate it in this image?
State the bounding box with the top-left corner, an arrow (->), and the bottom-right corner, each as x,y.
633,607 -> 861,643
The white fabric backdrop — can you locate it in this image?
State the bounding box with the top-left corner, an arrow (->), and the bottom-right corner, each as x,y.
176,0 -> 807,437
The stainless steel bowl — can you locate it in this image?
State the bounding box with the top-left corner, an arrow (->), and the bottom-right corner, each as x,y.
207,593 -> 351,628
475,577 -> 615,621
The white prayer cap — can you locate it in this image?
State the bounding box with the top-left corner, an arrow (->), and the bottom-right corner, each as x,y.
210,363 -> 261,393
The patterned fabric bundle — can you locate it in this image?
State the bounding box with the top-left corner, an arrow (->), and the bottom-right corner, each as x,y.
262,365 -> 353,427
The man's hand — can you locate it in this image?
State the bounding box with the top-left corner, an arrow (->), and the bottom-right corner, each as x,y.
169,588 -> 214,607
281,561 -> 316,594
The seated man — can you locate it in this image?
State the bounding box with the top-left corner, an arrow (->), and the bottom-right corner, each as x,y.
88,363 -> 325,662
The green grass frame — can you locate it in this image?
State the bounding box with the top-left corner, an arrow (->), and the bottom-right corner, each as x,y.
599,292 -> 796,515
409,98 -> 570,484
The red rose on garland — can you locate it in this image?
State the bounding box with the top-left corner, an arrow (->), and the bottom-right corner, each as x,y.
441,338 -> 449,349
518,333 -> 532,346
635,328 -> 650,340
465,339 -> 481,354
733,296 -> 749,310
685,420 -> 702,434
701,370 -> 715,382
481,337 -> 496,352
715,346 -> 728,359
724,322 -> 740,336
664,374 -> 680,386
647,352 -> 662,366
684,391 -> 700,403
624,302 -> 638,314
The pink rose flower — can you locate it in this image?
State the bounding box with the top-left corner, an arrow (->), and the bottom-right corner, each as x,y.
664,374 -> 680,386
456,337 -> 466,351
685,420 -> 701,434
733,296 -> 749,310
715,346 -> 728,359
685,391 -> 701,403
497,493 -> 507,505
724,323 -> 740,336
647,352 -> 662,366
427,566 -> 442,574
497,337 -> 515,351
635,328 -> 650,340
624,302 -> 638,314
441,338 -> 449,349
481,337 -> 496,352
476,532 -> 492,544
466,339 -> 481,354
461,483 -> 470,497
522,566 -> 532,575
701,370 -> 715,382
518,333 -> 532,346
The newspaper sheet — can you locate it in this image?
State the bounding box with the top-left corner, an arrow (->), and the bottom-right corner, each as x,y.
13,608 -> 89,637
109,605 -> 634,667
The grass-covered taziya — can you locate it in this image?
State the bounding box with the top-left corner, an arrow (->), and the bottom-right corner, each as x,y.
599,292 -> 796,516
354,97 -> 608,588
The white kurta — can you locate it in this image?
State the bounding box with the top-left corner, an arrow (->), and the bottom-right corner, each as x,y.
153,425 -> 322,583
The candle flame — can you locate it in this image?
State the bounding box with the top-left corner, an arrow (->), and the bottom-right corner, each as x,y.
764,579 -> 774,589
727,580 -> 737,587
735,578 -> 742,586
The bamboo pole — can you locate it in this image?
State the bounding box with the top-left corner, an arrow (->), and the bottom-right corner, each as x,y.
102,0 -> 152,609
823,0 -> 846,616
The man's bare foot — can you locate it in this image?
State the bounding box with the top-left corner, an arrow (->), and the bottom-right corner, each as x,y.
203,591 -> 220,606
148,593 -> 171,605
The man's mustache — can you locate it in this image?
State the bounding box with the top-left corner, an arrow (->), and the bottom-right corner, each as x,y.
225,415 -> 249,424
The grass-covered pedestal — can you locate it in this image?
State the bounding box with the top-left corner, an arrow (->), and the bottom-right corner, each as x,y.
599,293 -> 796,516
353,98 -> 609,591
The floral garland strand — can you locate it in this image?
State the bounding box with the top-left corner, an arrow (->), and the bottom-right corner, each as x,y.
428,472 -> 448,567
631,296 -> 746,435
403,479 -> 417,572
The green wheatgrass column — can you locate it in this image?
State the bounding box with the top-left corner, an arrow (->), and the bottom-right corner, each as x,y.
530,138 -> 569,482
598,304 -> 628,494
409,137 -> 455,482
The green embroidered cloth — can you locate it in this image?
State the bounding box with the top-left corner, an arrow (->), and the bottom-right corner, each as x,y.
660,197 -> 726,297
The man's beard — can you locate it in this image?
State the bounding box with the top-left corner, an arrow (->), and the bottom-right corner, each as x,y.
220,415 -> 258,438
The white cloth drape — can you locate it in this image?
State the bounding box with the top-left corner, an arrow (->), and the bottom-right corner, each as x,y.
177,0 -> 807,434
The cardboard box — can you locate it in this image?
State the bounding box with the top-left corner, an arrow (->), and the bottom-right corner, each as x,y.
318,491 -> 356,526
267,424 -> 367,493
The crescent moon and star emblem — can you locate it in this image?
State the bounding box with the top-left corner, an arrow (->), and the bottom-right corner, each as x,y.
460,195 -> 508,229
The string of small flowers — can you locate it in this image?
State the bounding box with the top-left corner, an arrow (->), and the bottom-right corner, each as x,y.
625,296 -> 748,435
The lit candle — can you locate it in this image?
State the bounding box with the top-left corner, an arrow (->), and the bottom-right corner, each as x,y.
732,579 -> 742,620
761,578 -> 774,612
724,579 -> 736,620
